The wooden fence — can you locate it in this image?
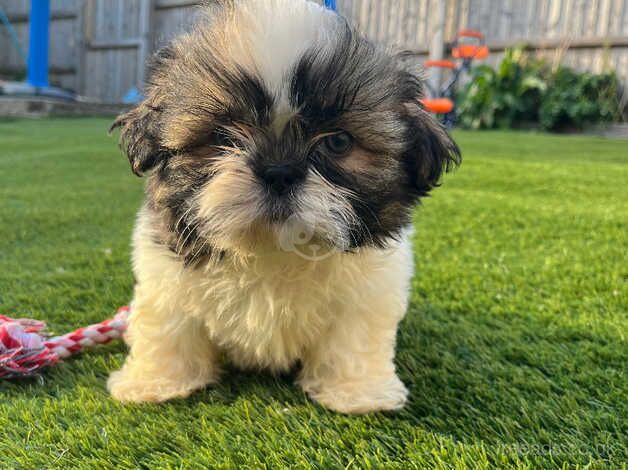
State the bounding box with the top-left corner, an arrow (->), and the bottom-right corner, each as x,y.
1,0 -> 627,102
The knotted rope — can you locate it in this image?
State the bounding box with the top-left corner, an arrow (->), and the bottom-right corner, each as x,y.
0,306 -> 130,379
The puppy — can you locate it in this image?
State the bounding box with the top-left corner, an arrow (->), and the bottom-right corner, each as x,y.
107,0 -> 460,414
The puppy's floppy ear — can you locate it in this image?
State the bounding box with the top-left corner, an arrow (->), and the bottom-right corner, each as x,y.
110,101 -> 167,177
402,100 -> 461,195
109,46 -> 175,176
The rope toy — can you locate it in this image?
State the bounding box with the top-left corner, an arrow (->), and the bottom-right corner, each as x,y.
0,306 -> 130,379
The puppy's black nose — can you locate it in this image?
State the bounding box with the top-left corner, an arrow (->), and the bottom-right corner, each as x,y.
262,164 -> 304,194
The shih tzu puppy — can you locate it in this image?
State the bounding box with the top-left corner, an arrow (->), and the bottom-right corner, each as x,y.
107,0 -> 460,414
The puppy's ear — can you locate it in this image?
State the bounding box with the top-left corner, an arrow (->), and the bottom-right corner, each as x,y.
403,101 -> 461,195
110,102 -> 167,176
110,46 -> 175,176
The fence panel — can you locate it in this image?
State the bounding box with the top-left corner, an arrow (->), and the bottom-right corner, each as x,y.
80,0 -> 151,102
0,0 -> 626,102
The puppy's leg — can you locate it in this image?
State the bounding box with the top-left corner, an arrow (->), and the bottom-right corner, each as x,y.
107,301 -> 219,403
299,252 -> 411,414
299,315 -> 407,414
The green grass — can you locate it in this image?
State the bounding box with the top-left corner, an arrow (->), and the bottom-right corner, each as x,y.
0,118 -> 626,469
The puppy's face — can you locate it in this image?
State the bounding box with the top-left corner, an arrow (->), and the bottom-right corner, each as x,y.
112,0 -> 460,263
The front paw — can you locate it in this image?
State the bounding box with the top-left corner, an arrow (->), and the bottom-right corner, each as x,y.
300,375 -> 408,414
107,368 -> 210,403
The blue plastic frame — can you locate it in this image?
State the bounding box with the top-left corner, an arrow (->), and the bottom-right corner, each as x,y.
324,0 -> 337,11
26,0 -> 50,88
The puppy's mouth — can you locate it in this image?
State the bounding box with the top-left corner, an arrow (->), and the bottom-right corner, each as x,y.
261,192 -> 299,224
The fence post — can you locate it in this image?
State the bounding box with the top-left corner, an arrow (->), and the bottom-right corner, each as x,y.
76,0 -> 92,96
428,0 -> 448,93
137,0 -> 154,90
26,0 -> 50,88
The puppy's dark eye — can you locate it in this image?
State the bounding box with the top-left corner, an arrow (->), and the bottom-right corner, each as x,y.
321,132 -> 354,156
212,129 -> 232,147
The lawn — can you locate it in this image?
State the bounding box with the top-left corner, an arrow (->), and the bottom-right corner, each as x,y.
0,118 -> 626,469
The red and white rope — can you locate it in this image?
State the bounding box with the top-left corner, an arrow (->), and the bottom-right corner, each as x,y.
0,306 -> 130,379
45,307 -> 129,358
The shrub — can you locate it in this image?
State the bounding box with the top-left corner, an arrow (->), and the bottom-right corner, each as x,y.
456,48 -> 546,129
456,47 -> 624,131
539,67 -> 623,130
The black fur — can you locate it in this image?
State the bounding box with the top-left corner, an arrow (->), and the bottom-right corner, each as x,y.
287,21 -> 460,246
109,46 -> 177,176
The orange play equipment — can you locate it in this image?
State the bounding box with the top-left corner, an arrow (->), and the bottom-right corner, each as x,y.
422,29 -> 489,125
421,97 -> 454,115
452,30 -> 490,60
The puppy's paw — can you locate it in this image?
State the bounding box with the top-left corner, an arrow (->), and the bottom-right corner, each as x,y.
300,374 -> 408,414
107,368 -> 211,403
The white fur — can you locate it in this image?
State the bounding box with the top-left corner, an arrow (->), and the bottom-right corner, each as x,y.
226,0 -> 337,102
108,208 -> 413,413
212,0 -> 339,122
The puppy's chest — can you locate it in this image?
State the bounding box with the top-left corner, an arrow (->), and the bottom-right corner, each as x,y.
192,262 -> 339,371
